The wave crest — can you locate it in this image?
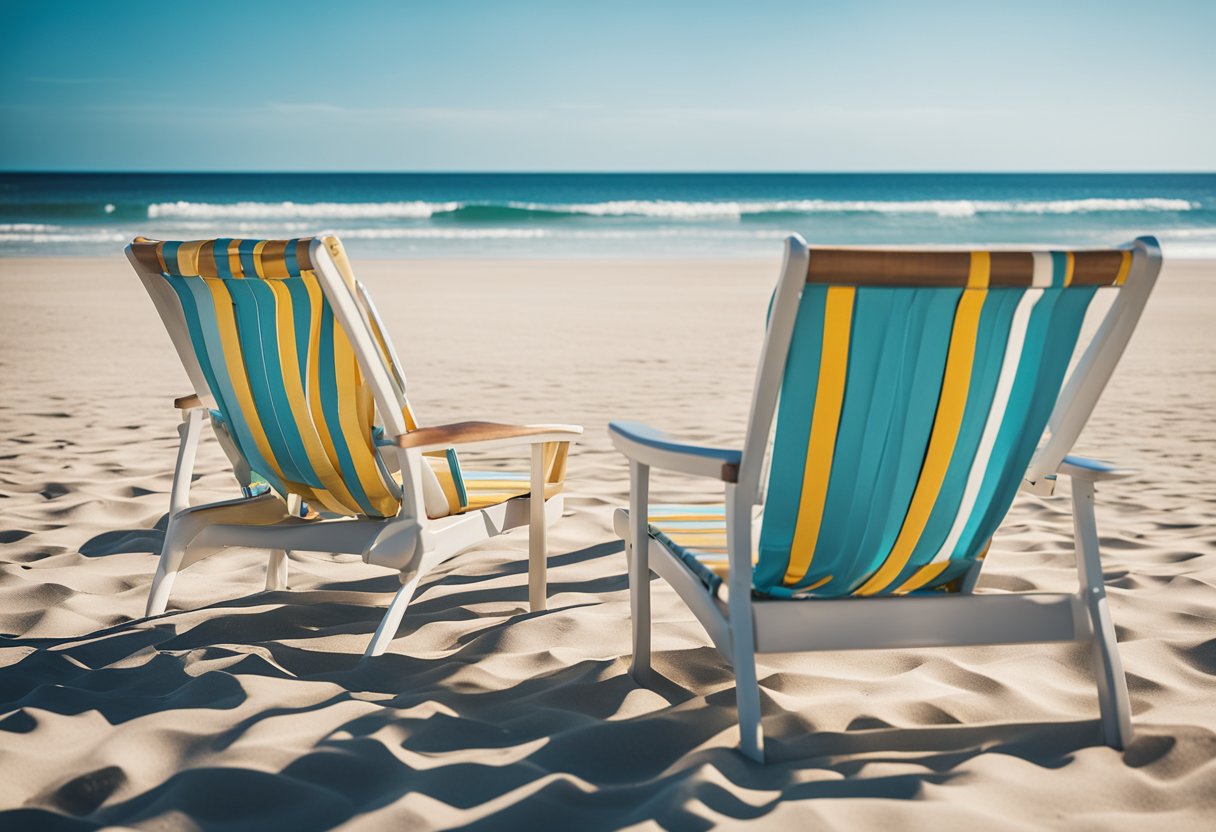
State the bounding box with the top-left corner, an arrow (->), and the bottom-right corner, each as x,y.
147,200 -> 459,219
144,197 -> 1197,222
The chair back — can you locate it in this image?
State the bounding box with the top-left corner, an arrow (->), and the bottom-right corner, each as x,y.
749,237 -> 1161,597
128,235 -> 426,519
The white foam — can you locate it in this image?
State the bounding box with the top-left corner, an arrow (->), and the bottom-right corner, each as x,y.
0,223 -> 65,232
147,200 -> 459,219
142,196 -> 1197,222
338,227 -> 550,240
0,230 -> 128,243
544,197 -> 1196,219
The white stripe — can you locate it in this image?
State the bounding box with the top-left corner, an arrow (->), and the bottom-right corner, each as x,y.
1031,252 -> 1053,288
928,289 -> 1044,564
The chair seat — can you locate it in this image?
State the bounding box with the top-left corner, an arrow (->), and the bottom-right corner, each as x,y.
647,504 -> 737,595
420,458 -> 562,517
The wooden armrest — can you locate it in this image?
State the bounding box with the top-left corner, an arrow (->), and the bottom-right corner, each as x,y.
395,421 -> 582,451
175,394 -> 203,410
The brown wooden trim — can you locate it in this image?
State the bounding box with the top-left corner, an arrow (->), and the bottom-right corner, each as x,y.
128,237 -> 319,278
396,421 -> 580,449
131,241 -> 164,273
806,246 -> 1126,287
989,251 -> 1034,287
296,238 -> 314,271
174,393 -> 203,410
1071,251 -> 1127,286
721,461 -> 740,483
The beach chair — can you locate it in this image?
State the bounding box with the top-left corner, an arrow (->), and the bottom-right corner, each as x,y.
126,235 -> 581,656
610,234 -> 1161,762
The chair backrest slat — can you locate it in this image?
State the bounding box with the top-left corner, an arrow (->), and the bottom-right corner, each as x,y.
751,237 -> 1159,598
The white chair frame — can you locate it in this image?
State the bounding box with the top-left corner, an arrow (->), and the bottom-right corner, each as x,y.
127,237 -> 581,656
611,234 -> 1162,762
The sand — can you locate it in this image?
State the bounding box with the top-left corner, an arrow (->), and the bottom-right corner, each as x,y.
1,254 -> 1214,830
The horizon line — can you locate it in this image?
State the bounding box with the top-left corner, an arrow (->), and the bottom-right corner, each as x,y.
3,169 -> 1216,177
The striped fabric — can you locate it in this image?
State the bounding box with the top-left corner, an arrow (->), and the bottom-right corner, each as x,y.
743,248 -> 1110,598
131,235 -> 483,519
427,439 -> 570,514
647,504 -> 731,594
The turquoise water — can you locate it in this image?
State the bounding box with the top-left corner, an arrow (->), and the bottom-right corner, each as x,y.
2,172 -> 1214,258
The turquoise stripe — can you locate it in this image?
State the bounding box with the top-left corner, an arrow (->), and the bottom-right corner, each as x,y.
754,284 -> 828,594
225,278 -> 308,485
649,505 -> 726,516
163,275 -> 229,422
283,238 -> 299,275
1051,252 -> 1068,287
957,287 -> 1096,558
239,278 -> 322,489
446,448 -> 468,509
796,287 -> 900,592
212,239 -> 233,279
888,287 -> 1023,588
652,520 -> 730,530
283,278 -> 314,387
173,276 -> 289,497
238,239 -> 258,278
317,304 -> 378,516
833,288 -> 962,595
161,241 -> 181,276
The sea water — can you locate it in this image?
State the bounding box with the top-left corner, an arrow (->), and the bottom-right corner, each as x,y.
2,172 -> 1213,258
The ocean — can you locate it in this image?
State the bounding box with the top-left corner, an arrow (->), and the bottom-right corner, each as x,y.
2,172 -> 1214,259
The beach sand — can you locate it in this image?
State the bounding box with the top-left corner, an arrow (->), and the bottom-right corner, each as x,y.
1,255 -> 1214,829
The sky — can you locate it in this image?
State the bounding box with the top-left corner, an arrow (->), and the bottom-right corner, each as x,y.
2,0 -> 1214,172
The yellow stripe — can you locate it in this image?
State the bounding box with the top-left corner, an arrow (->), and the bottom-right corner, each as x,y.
260,240 -> 289,279
1114,250 -> 1132,286
203,278 -> 289,488
893,560 -> 952,594
968,251 -> 990,289
424,456 -> 463,515
1063,251 -> 1075,287
265,280 -> 360,516
228,239 -> 243,278
783,286 -> 855,585
855,254 -> 990,596
177,240 -> 204,277
252,241 -> 268,279
330,314 -> 399,517
402,404 -> 420,432
303,273 -> 346,489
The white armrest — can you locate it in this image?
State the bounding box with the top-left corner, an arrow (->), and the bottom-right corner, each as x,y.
608,421 -> 742,482
1057,454 -> 1136,482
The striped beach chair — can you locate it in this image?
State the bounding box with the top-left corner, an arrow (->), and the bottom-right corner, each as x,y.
610,234 -> 1161,762
126,235 -> 580,656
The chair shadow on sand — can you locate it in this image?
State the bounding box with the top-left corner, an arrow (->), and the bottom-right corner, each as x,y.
0,539 -> 1170,831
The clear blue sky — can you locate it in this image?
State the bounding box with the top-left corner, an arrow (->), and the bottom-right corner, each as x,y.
2,0 -> 1213,171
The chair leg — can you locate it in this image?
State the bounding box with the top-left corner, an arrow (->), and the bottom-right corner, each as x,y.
364,572 -> 421,657
146,409 -> 205,618
265,549 -> 289,591
146,536 -> 186,617
1072,478 -> 1133,748
528,444 -> 547,612
628,461 -> 652,682
725,485 -> 765,763
732,646 -> 766,763
1089,593 -> 1133,748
